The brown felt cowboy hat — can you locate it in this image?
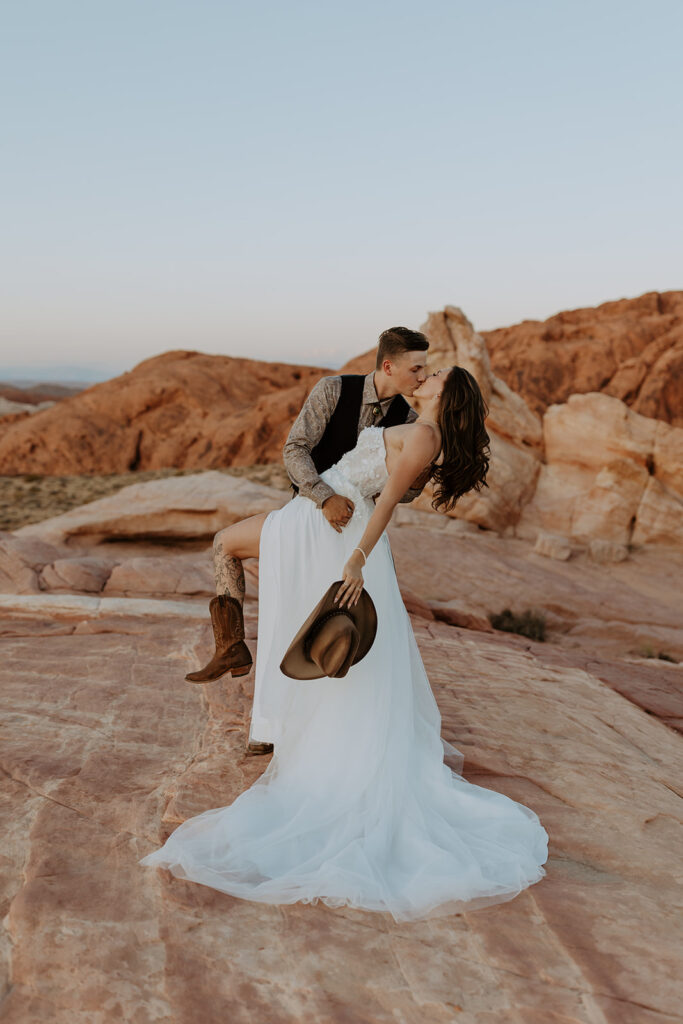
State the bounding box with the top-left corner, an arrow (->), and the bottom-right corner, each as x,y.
280,580 -> 377,680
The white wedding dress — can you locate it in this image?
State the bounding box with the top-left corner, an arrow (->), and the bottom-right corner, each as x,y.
140,426 -> 548,921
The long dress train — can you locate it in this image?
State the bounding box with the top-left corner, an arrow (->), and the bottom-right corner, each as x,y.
139,426 -> 548,921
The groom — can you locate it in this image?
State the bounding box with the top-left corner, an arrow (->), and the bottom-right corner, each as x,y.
186,326 -> 431,753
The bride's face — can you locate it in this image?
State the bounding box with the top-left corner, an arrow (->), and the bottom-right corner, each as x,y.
413,365 -> 452,400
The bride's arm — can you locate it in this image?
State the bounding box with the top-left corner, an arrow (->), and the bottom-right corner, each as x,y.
335,425 -> 437,608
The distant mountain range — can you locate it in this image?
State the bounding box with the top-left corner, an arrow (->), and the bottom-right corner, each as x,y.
0,381 -> 86,405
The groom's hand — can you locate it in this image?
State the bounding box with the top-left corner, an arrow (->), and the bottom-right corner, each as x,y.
322,493 -> 355,533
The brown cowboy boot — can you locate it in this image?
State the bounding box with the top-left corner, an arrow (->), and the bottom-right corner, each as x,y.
185,595 -> 253,683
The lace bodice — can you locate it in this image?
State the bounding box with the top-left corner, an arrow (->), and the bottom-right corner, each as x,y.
320,426 -> 389,502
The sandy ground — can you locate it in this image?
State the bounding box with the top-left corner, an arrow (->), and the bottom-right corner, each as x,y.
0,464 -> 292,532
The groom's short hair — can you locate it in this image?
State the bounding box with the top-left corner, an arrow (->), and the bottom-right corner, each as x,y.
376,327 -> 429,369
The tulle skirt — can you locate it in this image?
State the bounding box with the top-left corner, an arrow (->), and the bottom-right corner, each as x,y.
139,478 -> 548,921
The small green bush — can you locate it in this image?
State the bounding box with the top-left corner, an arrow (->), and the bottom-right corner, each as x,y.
638,645 -> 677,663
489,608 -> 546,643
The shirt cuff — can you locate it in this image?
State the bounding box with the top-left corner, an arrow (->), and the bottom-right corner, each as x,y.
306,480 -> 336,508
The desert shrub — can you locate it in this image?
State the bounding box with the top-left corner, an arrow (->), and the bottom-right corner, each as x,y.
489,608 -> 546,643
639,645 -> 677,663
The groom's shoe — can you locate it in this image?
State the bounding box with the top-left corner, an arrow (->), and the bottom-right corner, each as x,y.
185,595 -> 253,683
245,741 -> 274,756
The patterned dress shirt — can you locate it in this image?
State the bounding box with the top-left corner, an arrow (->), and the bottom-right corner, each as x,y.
283,371 -> 425,508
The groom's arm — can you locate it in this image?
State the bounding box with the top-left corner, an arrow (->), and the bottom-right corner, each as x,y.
283,375 -> 342,508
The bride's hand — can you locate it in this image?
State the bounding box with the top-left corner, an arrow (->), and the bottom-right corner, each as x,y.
335,552 -> 365,609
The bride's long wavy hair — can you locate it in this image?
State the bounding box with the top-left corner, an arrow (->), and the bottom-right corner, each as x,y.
428,366 -> 491,513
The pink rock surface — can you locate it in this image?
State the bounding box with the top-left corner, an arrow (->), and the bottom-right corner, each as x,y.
428,600 -> 494,632
0,596 -> 681,1023
1,462 -> 682,1019
103,556 -> 214,597
0,533 -> 66,594
40,556 -> 116,593
386,519 -> 683,656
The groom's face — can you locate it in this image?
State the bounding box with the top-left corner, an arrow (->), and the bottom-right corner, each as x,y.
386,351 -> 428,395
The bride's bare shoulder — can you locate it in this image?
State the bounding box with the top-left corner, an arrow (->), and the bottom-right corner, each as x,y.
407,420 -> 439,437
409,419 -> 441,443
388,420 -> 437,440
396,421 -> 441,459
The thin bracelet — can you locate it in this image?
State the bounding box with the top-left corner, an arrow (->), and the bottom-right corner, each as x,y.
353,546 -> 367,565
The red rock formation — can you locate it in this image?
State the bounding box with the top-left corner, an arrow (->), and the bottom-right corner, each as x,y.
481,290 -> 683,426
0,351 -> 331,475
344,291 -> 683,426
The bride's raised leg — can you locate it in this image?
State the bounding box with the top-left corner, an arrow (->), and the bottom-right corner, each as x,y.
212,512 -> 269,606
185,512 -> 270,685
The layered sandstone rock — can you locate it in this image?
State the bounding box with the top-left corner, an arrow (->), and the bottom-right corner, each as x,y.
517,393 -> 683,548
6,471 -> 682,677
481,289 -> 683,426
0,351 -> 330,475
412,308 -> 683,547
0,532 -> 65,594
2,299 -> 681,555
14,471 -> 289,549
345,309 -> 683,547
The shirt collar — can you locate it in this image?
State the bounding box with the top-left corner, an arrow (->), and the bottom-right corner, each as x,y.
362,371 -> 393,408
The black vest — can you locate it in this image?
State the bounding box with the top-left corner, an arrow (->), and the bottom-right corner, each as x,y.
290,375 -> 412,496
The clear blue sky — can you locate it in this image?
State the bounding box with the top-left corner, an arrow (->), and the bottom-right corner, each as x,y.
2,0 -> 681,380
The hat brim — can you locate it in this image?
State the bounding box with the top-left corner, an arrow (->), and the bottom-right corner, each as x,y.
280,580 -> 377,680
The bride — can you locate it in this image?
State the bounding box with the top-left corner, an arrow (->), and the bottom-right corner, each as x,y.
139,365 -> 548,921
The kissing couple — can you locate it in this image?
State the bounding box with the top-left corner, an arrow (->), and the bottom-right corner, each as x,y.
140,326 -> 548,922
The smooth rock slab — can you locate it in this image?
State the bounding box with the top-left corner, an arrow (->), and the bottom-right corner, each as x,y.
0,532 -> 66,594
533,530 -> 572,561
14,471 -> 289,547
103,556 -> 213,597
40,556 -> 116,592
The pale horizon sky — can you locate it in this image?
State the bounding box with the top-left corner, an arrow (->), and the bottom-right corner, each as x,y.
2,0 -> 682,382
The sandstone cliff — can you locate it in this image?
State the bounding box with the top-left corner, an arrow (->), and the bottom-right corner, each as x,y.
481,290 -> 683,426
0,351 -> 330,475
343,304 -> 683,550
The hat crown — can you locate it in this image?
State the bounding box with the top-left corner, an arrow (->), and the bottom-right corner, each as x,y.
303,607 -> 358,658
280,581 -> 378,681
308,614 -> 360,678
